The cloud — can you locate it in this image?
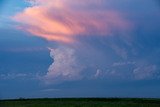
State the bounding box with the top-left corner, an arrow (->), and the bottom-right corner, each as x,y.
43,46 -> 84,84
110,43 -> 129,60
13,0 -> 159,84
94,69 -> 102,78
13,0 -> 130,43
1,47 -> 46,52
92,61 -> 159,80
133,64 -> 157,80
0,73 -> 35,80
112,61 -> 136,67
12,0 -> 132,84
40,88 -> 60,92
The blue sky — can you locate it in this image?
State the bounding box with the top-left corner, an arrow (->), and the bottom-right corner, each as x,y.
0,0 -> 160,99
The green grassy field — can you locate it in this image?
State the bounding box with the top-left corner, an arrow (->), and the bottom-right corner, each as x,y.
0,98 -> 160,107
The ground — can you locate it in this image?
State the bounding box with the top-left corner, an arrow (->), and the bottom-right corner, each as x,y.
1,98 -> 160,107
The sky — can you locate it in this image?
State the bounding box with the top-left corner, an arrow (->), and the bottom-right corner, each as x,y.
0,0 -> 160,99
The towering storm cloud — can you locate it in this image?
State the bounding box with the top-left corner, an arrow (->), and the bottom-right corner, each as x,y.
44,47 -> 84,84
12,0 -> 160,84
12,0 -> 131,83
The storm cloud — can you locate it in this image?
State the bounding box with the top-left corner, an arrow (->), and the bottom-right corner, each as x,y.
12,0 -> 160,84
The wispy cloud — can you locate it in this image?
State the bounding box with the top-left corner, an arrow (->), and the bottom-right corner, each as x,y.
1,47 -> 46,52
40,88 -> 60,92
133,64 -> 157,80
0,73 -> 35,80
92,61 -> 159,80
112,61 -> 136,67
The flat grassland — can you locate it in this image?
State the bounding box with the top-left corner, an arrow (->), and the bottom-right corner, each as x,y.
0,98 -> 160,107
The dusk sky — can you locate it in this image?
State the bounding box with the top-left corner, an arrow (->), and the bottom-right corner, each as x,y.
0,0 -> 160,99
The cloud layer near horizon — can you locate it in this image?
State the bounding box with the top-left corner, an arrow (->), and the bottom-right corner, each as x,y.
13,0 -> 129,43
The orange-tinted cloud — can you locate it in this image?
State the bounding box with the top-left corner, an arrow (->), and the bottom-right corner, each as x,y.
13,0 -> 130,43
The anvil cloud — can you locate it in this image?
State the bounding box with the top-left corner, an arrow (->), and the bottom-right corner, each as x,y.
13,0 -> 129,43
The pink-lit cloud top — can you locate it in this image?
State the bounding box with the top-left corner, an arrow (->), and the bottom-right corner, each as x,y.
13,0 -> 130,43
